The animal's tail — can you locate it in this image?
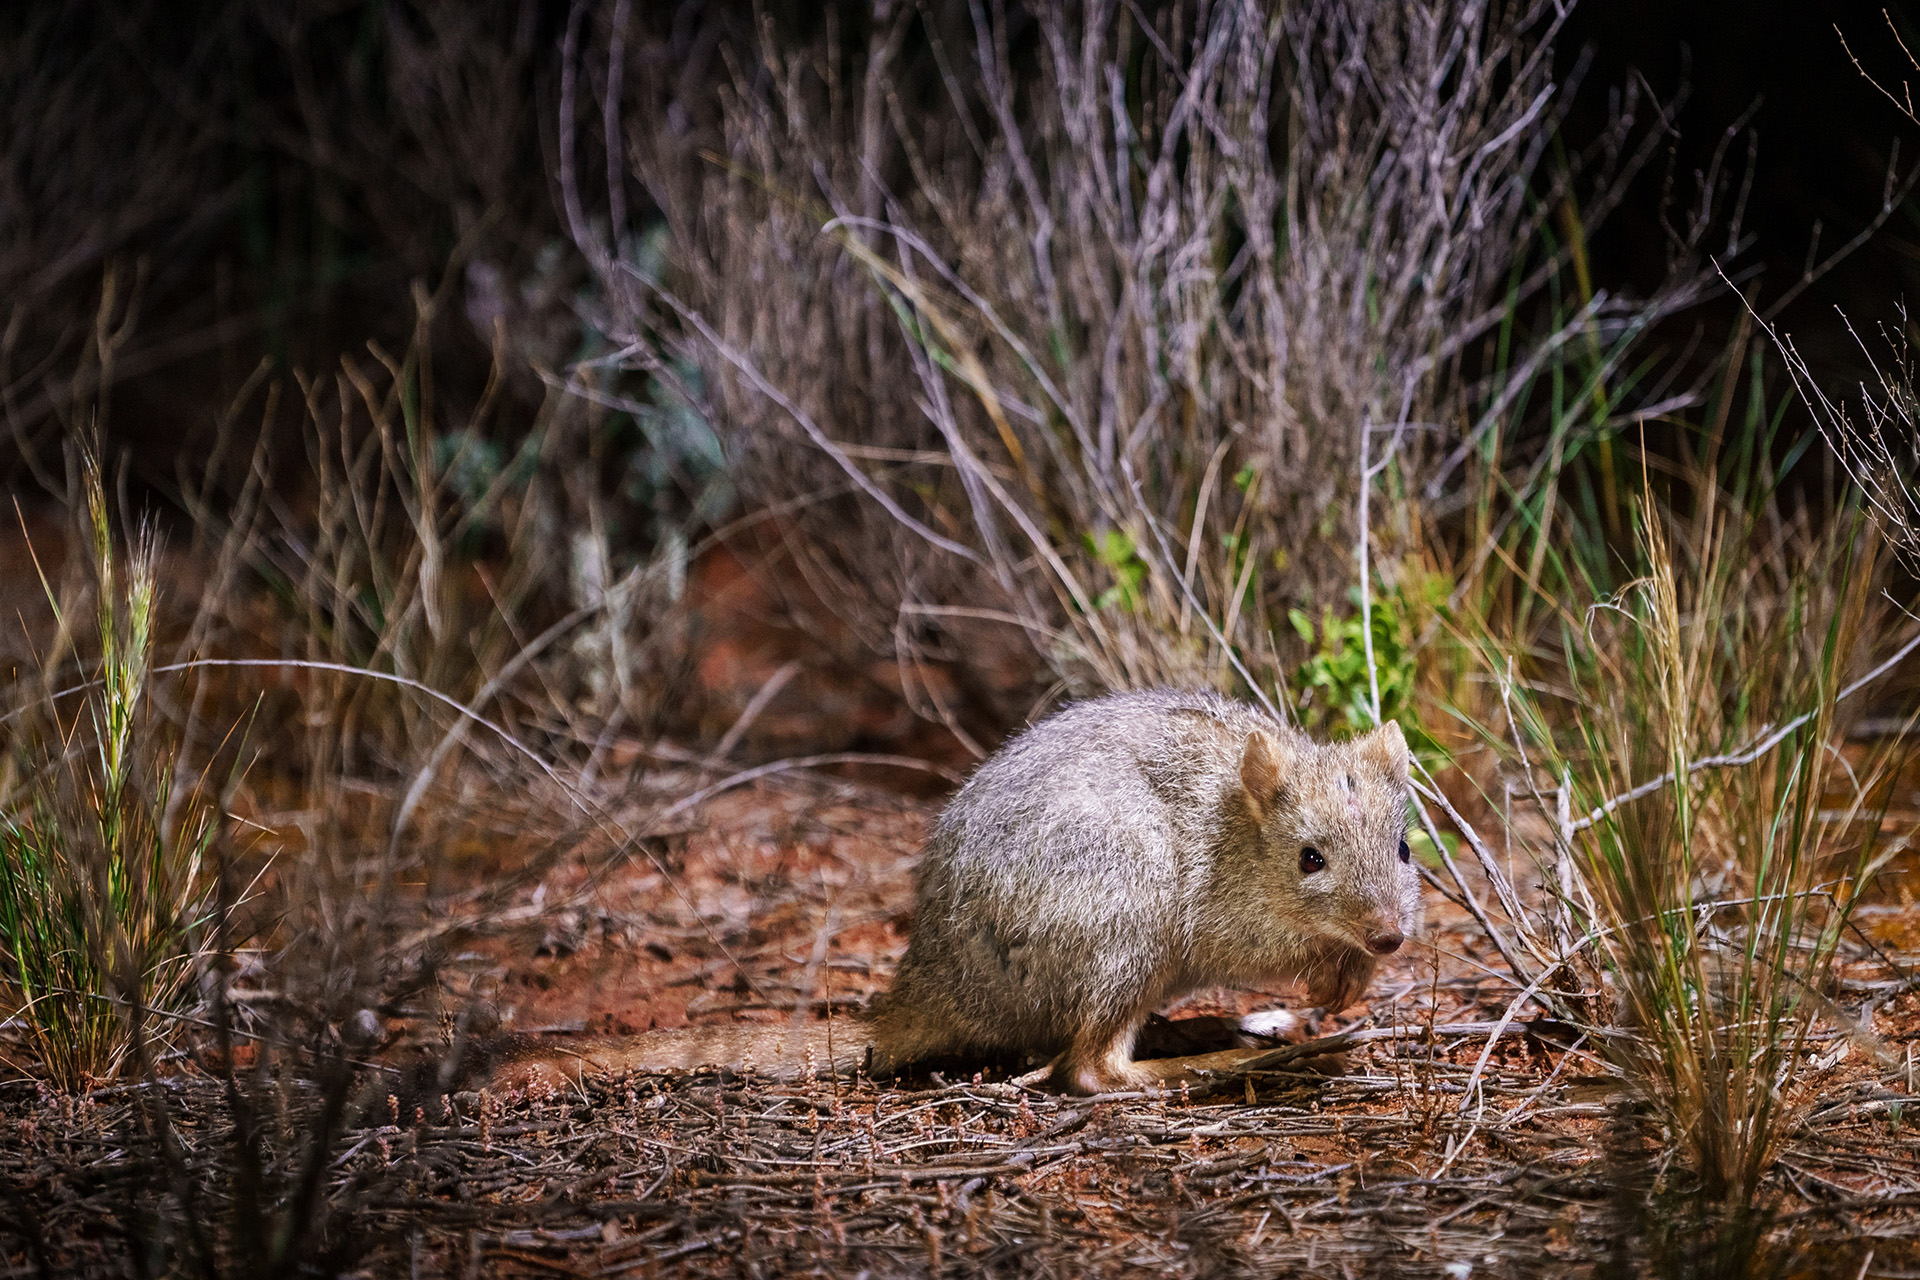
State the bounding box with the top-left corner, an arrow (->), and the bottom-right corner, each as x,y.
418,1022 -> 877,1098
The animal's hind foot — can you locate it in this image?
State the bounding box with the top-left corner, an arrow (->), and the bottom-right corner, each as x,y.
1047,1018 -> 1164,1095
1048,1053 -> 1163,1095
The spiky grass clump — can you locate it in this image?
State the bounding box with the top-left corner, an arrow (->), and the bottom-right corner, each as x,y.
0,462 -> 220,1090
1517,495 -> 1892,1271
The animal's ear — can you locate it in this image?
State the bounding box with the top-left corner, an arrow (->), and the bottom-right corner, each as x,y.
1363,720 -> 1410,777
1240,729 -> 1288,823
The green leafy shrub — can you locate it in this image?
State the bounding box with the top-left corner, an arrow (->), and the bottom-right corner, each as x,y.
1288,575 -> 1443,744
1085,529 -> 1149,613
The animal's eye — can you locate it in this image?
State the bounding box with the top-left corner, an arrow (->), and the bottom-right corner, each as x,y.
1398,839 -> 1411,865
1299,846 -> 1325,874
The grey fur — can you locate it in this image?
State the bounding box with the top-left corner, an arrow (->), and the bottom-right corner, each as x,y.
869,689 -> 1420,1093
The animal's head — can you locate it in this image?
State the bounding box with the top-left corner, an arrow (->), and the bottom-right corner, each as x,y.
1238,721 -> 1420,956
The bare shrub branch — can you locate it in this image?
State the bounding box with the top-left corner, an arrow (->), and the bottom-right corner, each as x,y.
590,0 -> 1723,705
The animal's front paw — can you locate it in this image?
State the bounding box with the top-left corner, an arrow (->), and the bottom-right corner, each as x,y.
1306,948 -> 1377,1013
1236,1008 -> 1302,1041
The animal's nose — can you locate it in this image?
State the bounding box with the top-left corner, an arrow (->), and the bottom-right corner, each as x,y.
1365,930 -> 1404,956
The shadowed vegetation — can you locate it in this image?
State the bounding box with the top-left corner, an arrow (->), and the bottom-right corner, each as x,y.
0,1 -> 1916,1276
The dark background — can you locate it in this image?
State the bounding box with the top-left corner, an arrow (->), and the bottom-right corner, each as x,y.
1564,0 -> 1920,340
4,0 -> 1917,508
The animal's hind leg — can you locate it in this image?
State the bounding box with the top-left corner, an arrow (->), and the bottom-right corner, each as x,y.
1048,1014 -> 1159,1095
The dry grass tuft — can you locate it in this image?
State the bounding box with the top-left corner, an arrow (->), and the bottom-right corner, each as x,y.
1455,453 -> 1911,1266
0,456 -> 224,1090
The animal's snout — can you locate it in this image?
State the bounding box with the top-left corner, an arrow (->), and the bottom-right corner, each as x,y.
1365,930 -> 1404,956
